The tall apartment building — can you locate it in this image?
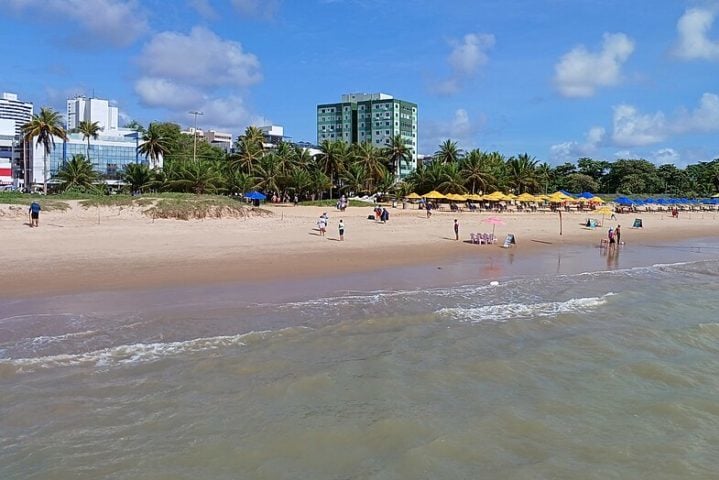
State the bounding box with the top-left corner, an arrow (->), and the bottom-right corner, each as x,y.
67,96 -> 119,132
317,92 -> 418,178
0,92 -> 33,187
0,92 -> 33,136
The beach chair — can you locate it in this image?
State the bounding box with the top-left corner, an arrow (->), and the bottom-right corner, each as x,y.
470,233 -> 478,244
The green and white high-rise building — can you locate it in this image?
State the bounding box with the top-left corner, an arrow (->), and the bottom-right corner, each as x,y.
317,92 -> 418,178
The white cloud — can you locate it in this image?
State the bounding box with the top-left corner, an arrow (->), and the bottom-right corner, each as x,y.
653,148 -> 680,164
554,33 -> 635,98
134,78 -> 205,109
6,0 -> 147,47
613,150 -> 641,160
448,33 -> 495,75
421,109 -> 483,152
676,92 -> 719,132
231,0 -> 280,19
612,104 -> 667,147
188,0 -> 218,19
550,126 -> 606,162
134,27 -> 264,132
434,33 -> 495,95
137,27 -> 262,88
672,7 -> 719,61
612,93 -> 719,147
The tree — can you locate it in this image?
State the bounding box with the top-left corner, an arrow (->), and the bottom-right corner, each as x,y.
460,150 -> 496,194
383,134 -> 411,177
75,120 -> 101,163
138,123 -> 170,169
340,163 -> 367,195
434,139 -> 463,164
22,107 -> 67,194
55,154 -> 98,192
505,153 -> 538,193
253,154 -> 283,195
603,159 -> 662,193
123,120 -> 146,134
352,142 -> 387,192
169,161 -> 223,194
318,139 -> 349,198
436,162 -> 468,194
563,173 -> 600,193
122,163 -> 155,193
577,157 -> 609,182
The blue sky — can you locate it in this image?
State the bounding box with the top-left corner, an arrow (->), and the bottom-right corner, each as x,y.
2,0 -> 719,166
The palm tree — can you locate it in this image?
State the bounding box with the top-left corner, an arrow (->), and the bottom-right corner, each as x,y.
340,163 -> 367,195
460,149 -> 496,194
234,141 -> 263,175
383,134 -> 411,177
122,163 -> 154,194
436,162 -> 468,194
138,123 -> 170,169
352,142 -> 387,192
56,154 -> 98,192
240,126 -> 265,151
506,153 -> 539,194
22,107 -> 67,194
434,139 -> 463,164
169,160 -> 223,194
253,154 -> 283,195
75,120 -> 101,163
318,139 -> 349,199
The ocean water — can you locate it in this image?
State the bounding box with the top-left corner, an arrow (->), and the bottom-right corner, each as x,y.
2,243 -> 719,479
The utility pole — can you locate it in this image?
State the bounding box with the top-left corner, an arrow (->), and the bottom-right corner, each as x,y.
189,111 -> 203,162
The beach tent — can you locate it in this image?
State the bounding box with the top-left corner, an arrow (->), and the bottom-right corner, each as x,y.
577,192 -> 595,199
614,196 -> 634,206
244,191 -> 267,200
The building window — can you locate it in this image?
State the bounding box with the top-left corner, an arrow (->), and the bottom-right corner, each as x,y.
385,130 -> 389,135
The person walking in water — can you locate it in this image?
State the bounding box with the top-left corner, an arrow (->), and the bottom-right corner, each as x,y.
29,201 -> 41,227
454,218 -> 459,240
338,219 -> 345,241
615,225 -> 621,244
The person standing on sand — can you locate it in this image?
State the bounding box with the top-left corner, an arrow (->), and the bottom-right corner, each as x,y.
454,218 -> 459,240
426,202 -> 432,218
317,216 -> 327,236
615,225 -> 621,244
29,201 -> 41,227
338,219 -> 345,241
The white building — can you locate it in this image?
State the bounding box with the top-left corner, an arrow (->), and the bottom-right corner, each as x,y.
28,96 -> 159,187
0,92 -> 33,136
66,96 -> 119,132
0,93 -> 33,187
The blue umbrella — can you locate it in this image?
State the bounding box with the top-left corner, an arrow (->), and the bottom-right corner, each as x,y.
615,196 -> 634,206
244,191 -> 267,200
577,192 -> 595,199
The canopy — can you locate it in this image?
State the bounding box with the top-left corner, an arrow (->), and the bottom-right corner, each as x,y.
550,191 -> 574,200
577,192 -> 595,199
614,196 -> 634,206
405,192 -> 422,199
244,191 -> 266,200
423,190 -> 446,199
588,196 -> 604,204
516,193 -> 537,202
446,193 -> 467,201
466,193 -> 483,201
484,191 -> 509,201
596,206 -> 613,215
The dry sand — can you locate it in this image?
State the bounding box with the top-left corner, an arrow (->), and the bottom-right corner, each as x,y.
1,200 -> 718,298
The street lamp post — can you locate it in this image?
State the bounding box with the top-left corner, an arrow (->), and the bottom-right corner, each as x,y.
189,111 -> 203,163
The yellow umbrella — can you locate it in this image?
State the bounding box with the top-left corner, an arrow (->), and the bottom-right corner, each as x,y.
516,193 -> 536,202
405,192 -> 422,199
483,191 -> 507,201
466,193 -> 483,201
588,196 -> 604,204
447,193 -> 468,201
423,190 -> 446,199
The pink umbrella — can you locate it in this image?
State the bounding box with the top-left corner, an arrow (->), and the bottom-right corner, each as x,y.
482,216 -> 506,236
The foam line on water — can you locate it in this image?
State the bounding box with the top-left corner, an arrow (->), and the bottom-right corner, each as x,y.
438,293 -> 615,323
1,327 -> 309,373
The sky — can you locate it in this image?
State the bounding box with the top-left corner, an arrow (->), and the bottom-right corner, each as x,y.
1,0 -> 719,166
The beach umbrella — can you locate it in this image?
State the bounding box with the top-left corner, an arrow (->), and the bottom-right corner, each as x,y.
516,193 -> 536,202
244,191 -> 267,200
423,190 -> 446,199
596,205 -> 613,224
405,192 -> 422,199
588,196 -> 604,204
446,193 -> 467,201
466,193 -> 483,201
482,215 -> 506,236
577,192 -> 595,199
614,196 -> 634,206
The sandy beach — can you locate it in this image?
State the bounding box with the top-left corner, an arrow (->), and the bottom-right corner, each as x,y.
1,200 -> 718,298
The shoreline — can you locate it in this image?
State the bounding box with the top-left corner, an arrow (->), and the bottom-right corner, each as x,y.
1,202 -> 718,300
